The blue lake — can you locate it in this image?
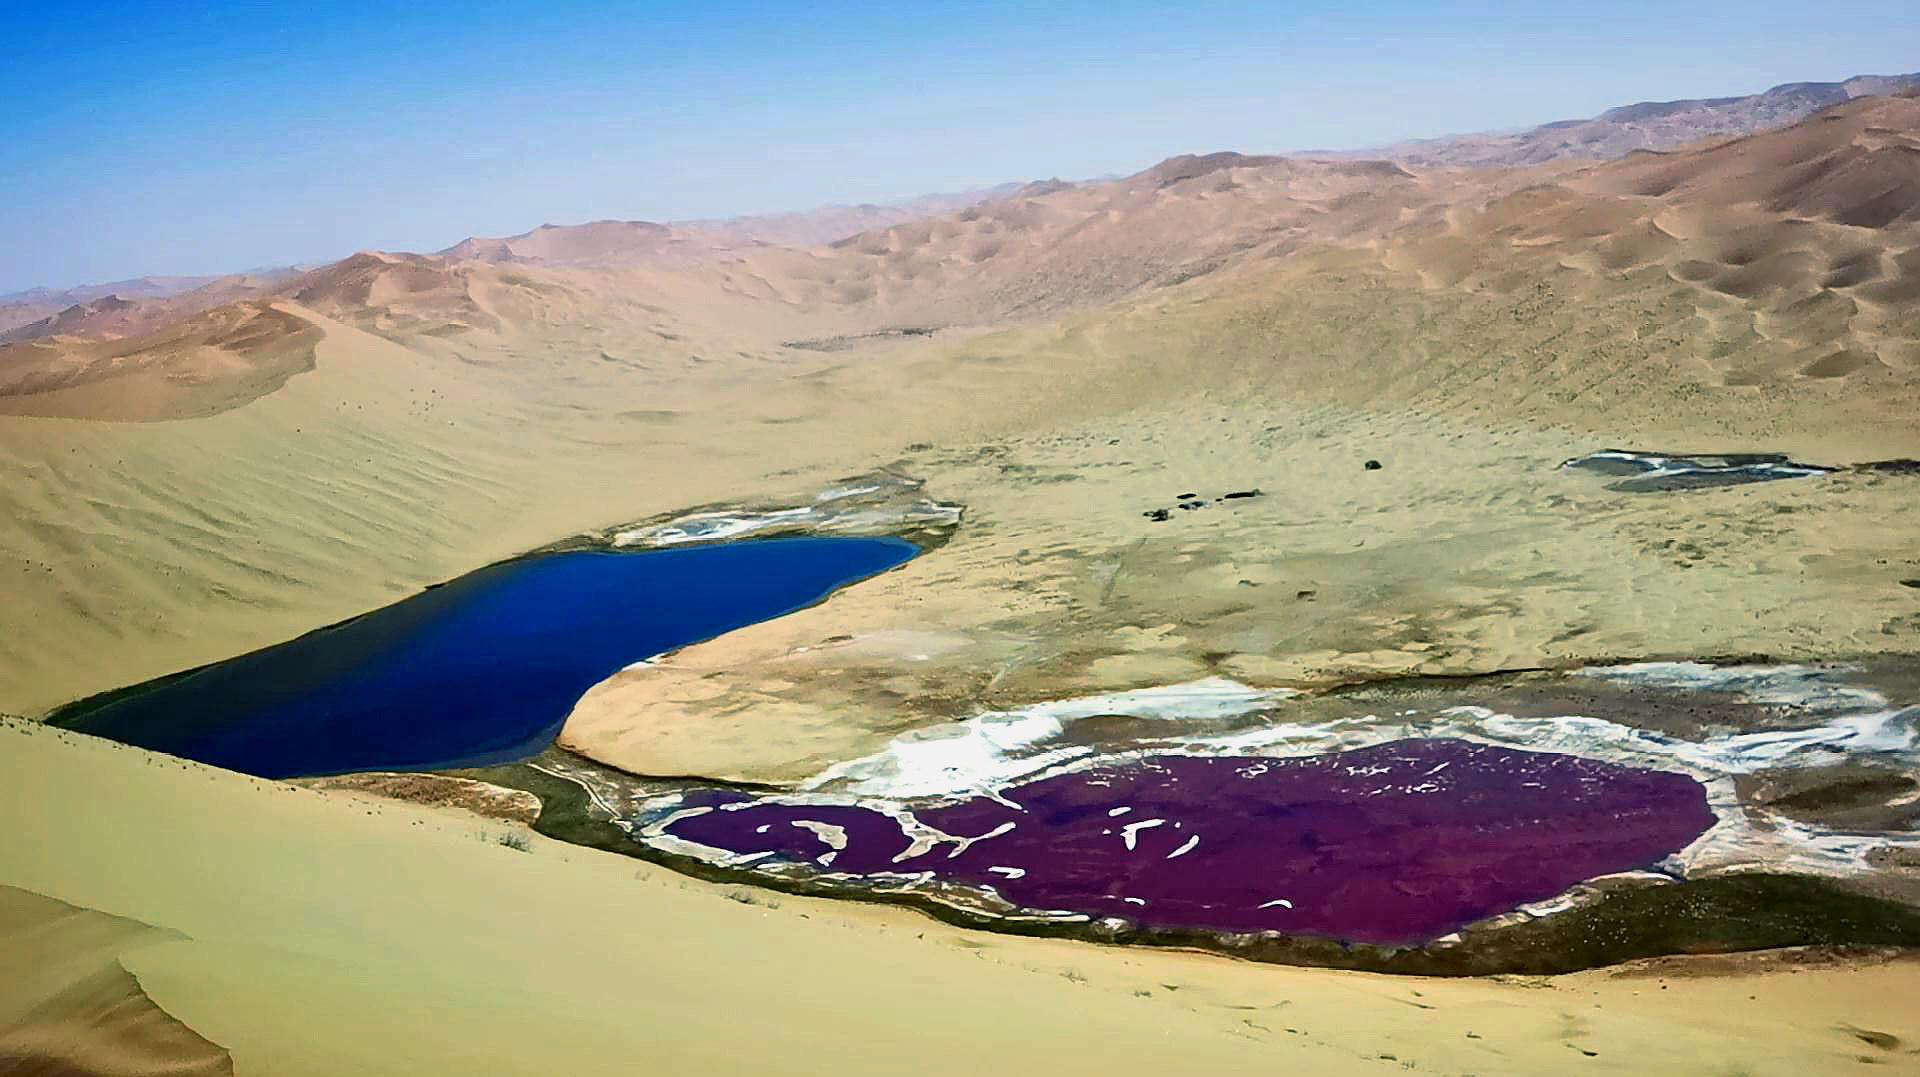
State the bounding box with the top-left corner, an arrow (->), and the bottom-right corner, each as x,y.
50,536 -> 919,778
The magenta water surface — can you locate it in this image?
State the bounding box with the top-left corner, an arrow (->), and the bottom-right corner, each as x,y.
658,738 -> 1715,945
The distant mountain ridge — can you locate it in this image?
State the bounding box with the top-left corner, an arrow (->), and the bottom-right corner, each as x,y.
1316,70 -> 1920,169
435,182 -> 1035,266
668,183 -> 1032,249
0,275 -> 224,336
5,89 -> 1920,425
0,268 -> 305,343
13,67 -> 1918,315
0,276 -> 223,306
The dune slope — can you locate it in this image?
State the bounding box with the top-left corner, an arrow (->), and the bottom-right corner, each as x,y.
5,719 -> 1919,1076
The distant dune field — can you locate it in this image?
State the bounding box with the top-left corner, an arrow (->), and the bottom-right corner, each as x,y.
4,94 -> 1917,719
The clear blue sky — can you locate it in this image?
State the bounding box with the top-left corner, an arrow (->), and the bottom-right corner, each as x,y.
3,1 -> 1914,293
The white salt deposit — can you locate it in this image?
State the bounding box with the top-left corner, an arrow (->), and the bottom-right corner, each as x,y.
802,678 -> 1291,799
610,472 -> 962,548
780,663 -> 1918,888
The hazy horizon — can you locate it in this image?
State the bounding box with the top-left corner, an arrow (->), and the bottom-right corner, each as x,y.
4,0 -> 1916,294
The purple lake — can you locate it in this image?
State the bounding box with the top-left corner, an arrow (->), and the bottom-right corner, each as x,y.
657,738 -> 1716,945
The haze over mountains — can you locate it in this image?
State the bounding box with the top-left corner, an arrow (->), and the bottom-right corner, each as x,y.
431,186 -> 1030,265
0,267 -> 305,341
1325,69 -> 1920,168
8,67 -> 1912,345
4,75 -> 1917,428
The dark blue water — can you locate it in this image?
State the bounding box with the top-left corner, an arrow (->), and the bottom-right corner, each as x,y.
50,536 -> 918,778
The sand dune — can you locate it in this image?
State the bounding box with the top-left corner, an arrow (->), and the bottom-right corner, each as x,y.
6,718 -> 1919,1076
0,270 -> 303,346
0,886 -> 233,1076
5,87 -> 1920,1074
0,275 -> 234,336
2,93 -> 1917,712
0,294 -> 149,345
23,92 -> 1914,421
1583,93 -> 1920,227
698,153 -> 1508,332
436,186 -> 1034,268
544,98 -> 1920,779
673,182 -> 1031,247
440,219 -> 684,264
0,302 -> 321,421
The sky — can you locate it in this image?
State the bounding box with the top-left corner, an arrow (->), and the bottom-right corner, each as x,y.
3,1 -> 1916,294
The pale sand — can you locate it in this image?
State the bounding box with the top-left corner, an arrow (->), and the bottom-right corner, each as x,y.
9,258 -> 1919,731
0,886 -> 232,1075
7,99 -> 1919,725
560,389 -> 1920,782
4,719 -> 1917,1075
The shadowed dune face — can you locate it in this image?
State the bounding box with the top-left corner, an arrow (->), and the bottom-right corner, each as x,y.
283,252 -> 536,340
1581,94 -> 1920,227
0,295 -> 152,345
0,303 -> 321,421
0,300 -> 61,336
1,279 -> 218,337
0,886 -> 233,1077
0,271 -> 302,347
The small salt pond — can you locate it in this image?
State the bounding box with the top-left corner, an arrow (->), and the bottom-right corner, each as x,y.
1560,449 -> 1835,491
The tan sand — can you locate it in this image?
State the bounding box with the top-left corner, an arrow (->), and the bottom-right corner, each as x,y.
561,391 -> 1920,782
6,101 -> 1916,728
0,886 -> 233,1075
4,96 -> 1920,1073
5,719 -> 1918,1075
